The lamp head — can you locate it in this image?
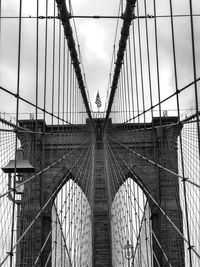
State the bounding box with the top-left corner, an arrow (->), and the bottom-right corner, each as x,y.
2,148 -> 35,174
123,240 -> 133,260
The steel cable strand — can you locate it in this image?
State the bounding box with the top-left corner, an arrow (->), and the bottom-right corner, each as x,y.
104,141 -> 174,265
33,138 -> 94,266
104,134 -> 200,260
105,131 -> 200,188
105,138 -> 158,265
0,134 -> 93,199
0,136 -> 94,266
106,139 -> 163,266
55,0 -> 93,125
105,0 -> 137,124
105,142 -> 131,260
105,77 -> 200,132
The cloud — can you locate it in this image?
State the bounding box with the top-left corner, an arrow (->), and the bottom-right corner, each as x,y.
79,22 -> 108,62
0,0 -> 199,117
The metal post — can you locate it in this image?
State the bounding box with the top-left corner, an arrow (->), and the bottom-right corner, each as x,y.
16,203 -> 21,267
123,240 -> 133,267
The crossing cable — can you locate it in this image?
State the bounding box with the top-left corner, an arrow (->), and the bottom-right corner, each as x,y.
105,2 -> 121,113
8,0 -> 23,266
104,134 -> 200,260
2,13 -> 200,20
34,134 -> 93,265
55,0 -> 93,126
105,139 -> 186,265
105,0 -> 137,125
135,211 -> 172,266
175,121 -> 200,262
105,136 -> 170,265
168,1 -> 193,265
105,132 -> 200,188
0,117 -> 91,135
51,1 -> 56,127
188,0 -> 200,166
153,0 -> 161,121
127,37 -> 135,122
33,196 -> 74,267
42,0 -> 49,209
106,78 -> 200,133
0,134 -> 93,199
53,204 -> 72,267
0,136 -> 94,266
143,0 -> 153,123
69,3 -> 91,106
136,3 -> 146,125
0,123 -> 17,263
42,140 -> 93,266
105,137 -> 149,256
106,136 -> 159,258
133,203 -> 150,266
0,85 -> 87,129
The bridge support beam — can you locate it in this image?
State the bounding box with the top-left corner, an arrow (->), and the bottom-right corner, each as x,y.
92,119 -> 112,266
16,117 -> 185,266
108,117 -> 185,266
153,122 -> 185,267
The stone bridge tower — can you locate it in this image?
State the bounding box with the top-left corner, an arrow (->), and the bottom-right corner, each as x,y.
17,116 -> 184,266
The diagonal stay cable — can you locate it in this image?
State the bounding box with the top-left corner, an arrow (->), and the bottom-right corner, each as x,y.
0,134 -> 93,199
55,0 -> 93,127
105,0 -> 137,125
0,136 -> 94,266
106,76 -> 200,132
105,132 -> 200,189
105,137 -> 173,265
0,87 -> 90,132
40,139 -> 94,266
104,135 -> 200,259
52,204 -> 72,267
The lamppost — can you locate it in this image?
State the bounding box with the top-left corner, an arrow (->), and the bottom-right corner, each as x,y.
123,240 -> 134,267
2,148 -> 34,193
2,148 -> 35,266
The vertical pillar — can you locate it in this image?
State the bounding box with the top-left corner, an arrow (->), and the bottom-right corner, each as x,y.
152,120 -> 185,266
92,119 -> 112,266
18,120 -> 50,267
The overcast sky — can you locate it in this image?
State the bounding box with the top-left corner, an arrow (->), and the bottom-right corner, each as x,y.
0,0 -> 199,119
0,0 -> 122,116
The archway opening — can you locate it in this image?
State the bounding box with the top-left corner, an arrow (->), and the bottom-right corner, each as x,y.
52,179 -> 92,267
111,177 -> 152,267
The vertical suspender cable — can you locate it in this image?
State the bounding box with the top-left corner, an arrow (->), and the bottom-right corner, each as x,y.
136,3 -> 146,125
9,1 -> 22,266
51,2 -> 56,126
188,0 -> 200,159
104,0 -> 137,125
132,21 -> 140,124
169,1 -> 193,265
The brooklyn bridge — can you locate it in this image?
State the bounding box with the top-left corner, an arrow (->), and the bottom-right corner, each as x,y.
0,0 -> 199,266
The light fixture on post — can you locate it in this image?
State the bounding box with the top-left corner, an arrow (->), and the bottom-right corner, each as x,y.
2,148 -> 35,202
123,240 -> 134,267
1,148 -> 35,266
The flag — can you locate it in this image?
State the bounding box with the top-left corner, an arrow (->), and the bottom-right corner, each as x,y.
95,92 -> 102,108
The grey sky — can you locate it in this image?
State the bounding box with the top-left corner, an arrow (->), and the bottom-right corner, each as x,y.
0,0 -> 199,118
